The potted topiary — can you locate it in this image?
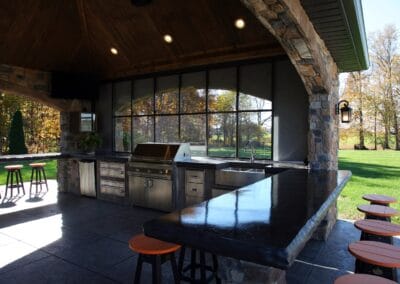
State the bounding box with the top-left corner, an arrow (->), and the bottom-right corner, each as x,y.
79,132 -> 102,154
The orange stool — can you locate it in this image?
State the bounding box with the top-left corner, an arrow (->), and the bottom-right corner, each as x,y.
4,165 -> 25,198
129,234 -> 180,284
335,273 -> 397,284
354,219 -> 400,244
349,241 -> 400,281
29,162 -> 49,197
363,194 -> 397,206
357,204 -> 399,222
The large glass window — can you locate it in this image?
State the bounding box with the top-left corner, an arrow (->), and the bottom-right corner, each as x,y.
238,112 -> 272,159
112,62 -> 273,159
133,78 -> 153,115
132,116 -> 154,150
181,114 -> 206,156
208,113 -> 236,158
114,117 -> 131,152
155,75 -> 179,114
155,116 -> 179,142
181,72 -> 206,113
208,68 -> 236,112
113,81 -> 131,116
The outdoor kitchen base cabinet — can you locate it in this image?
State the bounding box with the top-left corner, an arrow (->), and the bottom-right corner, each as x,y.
98,161 -> 127,203
128,172 -> 172,212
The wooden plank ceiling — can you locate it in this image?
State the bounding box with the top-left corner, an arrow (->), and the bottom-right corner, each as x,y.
0,0 -> 284,79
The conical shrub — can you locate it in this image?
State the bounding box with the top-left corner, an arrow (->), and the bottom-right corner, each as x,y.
8,110 -> 28,154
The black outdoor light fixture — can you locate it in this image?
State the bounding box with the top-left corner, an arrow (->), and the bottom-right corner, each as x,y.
336,100 -> 352,123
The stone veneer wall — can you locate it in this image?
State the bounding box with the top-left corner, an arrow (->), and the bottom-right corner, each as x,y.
57,111 -> 83,194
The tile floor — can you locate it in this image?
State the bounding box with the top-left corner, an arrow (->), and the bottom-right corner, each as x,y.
0,180 -> 398,283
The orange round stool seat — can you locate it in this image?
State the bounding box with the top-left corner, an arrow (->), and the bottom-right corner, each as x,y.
349,241 -> 400,281
29,162 -> 46,168
129,234 -> 181,255
363,194 -> 397,206
355,219 -> 400,237
129,234 -> 180,284
357,204 -> 399,221
5,165 -> 23,171
335,273 -> 397,284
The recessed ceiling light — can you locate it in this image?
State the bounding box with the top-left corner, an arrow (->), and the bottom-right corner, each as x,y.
110,47 -> 118,55
163,34 -> 173,43
235,18 -> 246,29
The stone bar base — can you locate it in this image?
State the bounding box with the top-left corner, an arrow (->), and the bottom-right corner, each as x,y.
219,257 -> 286,284
312,203 -> 338,241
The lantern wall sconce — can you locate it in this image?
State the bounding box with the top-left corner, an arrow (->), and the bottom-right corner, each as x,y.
336,100 -> 352,123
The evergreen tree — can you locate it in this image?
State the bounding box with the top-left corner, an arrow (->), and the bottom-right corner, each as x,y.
8,110 -> 28,154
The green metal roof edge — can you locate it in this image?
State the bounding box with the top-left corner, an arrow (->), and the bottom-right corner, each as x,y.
339,0 -> 370,71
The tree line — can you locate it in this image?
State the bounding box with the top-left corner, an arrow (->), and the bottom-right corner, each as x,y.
0,93 -> 60,154
341,24 -> 400,150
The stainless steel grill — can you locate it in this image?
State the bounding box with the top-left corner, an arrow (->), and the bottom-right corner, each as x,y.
127,143 -> 190,211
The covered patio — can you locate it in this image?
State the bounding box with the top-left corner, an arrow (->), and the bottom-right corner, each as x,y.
0,0 -> 377,283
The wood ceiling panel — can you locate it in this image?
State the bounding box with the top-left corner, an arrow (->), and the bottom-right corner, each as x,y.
0,0 -> 284,79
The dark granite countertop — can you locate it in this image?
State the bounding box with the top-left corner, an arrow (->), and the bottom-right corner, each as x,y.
68,152 -> 130,162
0,152 -> 65,162
143,169 -> 351,269
176,157 -> 308,170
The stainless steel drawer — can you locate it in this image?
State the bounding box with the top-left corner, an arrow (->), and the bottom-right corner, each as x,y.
185,170 -> 204,184
99,162 -> 125,178
185,182 -> 204,197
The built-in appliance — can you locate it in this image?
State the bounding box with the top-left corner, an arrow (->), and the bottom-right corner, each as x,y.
127,143 -> 191,211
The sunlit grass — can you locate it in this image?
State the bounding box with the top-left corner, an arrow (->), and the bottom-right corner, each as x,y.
338,150 -> 400,223
0,160 -> 57,185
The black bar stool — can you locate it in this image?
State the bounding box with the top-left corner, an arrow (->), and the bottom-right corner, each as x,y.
178,246 -> 221,283
129,234 -> 180,284
4,165 -> 25,198
29,162 -> 49,197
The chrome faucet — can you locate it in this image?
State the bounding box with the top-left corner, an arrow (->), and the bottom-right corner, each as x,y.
245,140 -> 256,163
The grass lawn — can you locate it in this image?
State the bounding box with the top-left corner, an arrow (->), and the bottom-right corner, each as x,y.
0,160 -> 57,185
338,150 -> 400,223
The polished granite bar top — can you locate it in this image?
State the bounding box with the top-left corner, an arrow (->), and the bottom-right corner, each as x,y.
176,157 -> 308,170
0,152 -> 65,162
143,169 -> 351,269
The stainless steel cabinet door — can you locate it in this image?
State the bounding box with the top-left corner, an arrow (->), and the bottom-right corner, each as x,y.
129,175 -> 147,207
129,174 -> 172,212
147,177 -> 172,212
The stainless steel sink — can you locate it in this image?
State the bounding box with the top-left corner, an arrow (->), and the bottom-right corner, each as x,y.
215,166 -> 266,187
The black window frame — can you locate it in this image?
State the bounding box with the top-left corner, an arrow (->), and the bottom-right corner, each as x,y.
111,59 -> 274,160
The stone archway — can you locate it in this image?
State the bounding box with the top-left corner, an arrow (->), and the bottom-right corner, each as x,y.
241,0 -> 340,170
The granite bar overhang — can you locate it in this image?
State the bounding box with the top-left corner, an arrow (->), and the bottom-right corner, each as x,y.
143,169 -> 351,269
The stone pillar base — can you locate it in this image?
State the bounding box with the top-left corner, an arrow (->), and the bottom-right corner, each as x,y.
219,257 -> 286,284
312,202 -> 337,241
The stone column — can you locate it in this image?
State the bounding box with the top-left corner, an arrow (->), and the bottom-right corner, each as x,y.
57,111 -> 81,193
308,85 -> 340,171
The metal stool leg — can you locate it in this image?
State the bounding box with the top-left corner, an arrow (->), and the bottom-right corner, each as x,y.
38,168 -> 43,193
18,169 -> 25,195
170,253 -> 180,284
10,170 -> 14,198
41,167 -> 49,192
29,167 -> 34,197
152,255 -> 162,284
134,254 -> 143,284
4,170 -> 10,198
190,248 -> 196,279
